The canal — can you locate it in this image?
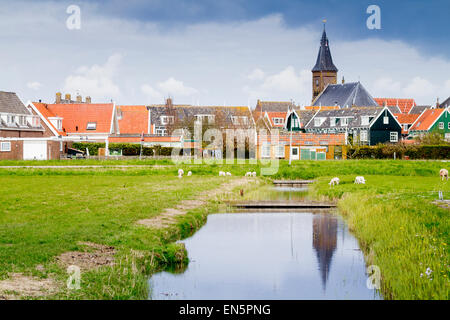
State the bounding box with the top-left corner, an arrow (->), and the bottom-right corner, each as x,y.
148,186 -> 382,300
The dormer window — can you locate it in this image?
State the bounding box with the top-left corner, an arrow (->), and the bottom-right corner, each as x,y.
7,115 -> 15,124
160,116 -> 174,125
341,118 -> 349,126
273,118 -> 284,125
361,116 -> 370,126
86,122 -> 97,130
330,118 -> 336,127
314,118 -> 324,127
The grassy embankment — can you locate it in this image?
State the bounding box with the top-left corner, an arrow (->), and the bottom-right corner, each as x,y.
308,175 -> 449,300
0,159 -> 448,299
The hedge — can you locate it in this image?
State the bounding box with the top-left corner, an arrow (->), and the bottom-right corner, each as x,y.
347,144 -> 450,160
72,142 -> 174,156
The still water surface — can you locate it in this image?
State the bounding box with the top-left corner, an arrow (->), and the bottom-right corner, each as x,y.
149,211 -> 381,300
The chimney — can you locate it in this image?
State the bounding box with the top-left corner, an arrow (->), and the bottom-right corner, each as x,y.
56,92 -> 62,104
342,76 -> 345,84
76,94 -> 82,103
85,96 -> 91,104
436,97 -> 440,108
65,93 -> 71,101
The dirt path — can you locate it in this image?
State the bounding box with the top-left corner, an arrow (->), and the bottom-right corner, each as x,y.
137,177 -> 252,229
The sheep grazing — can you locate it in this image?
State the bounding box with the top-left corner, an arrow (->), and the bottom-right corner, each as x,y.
226,172 -> 232,176
328,177 -> 340,186
219,171 -> 226,176
245,172 -> 252,177
440,169 -> 448,181
252,172 -> 257,177
187,171 -> 192,176
354,176 -> 366,184
178,169 -> 184,178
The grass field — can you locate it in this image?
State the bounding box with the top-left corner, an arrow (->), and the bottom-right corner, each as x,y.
0,159 -> 448,299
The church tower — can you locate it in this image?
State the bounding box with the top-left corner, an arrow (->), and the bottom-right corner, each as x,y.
312,23 -> 338,102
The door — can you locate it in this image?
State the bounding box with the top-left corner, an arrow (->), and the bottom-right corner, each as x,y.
291,147 -> 299,160
23,140 -> 47,160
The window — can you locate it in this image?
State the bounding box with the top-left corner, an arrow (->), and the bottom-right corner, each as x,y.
7,115 -> 15,124
160,116 -> 174,125
86,122 -> 97,130
315,79 -> 319,87
448,122 -> 450,130
403,124 -> 409,131
0,142 -> 11,152
341,118 -> 348,126
57,119 -> 62,130
19,116 -> 26,126
273,118 -> 284,125
361,116 -> 369,126
439,122 -> 444,129
156,126 -> 167,136
383,116 -> 389,124
330,118 -> 336,127
360,130 -> 368,142
390,132 -> 398,142
261,144 -> 271,158
231,116 -> 247,125
276,145 -> 285,158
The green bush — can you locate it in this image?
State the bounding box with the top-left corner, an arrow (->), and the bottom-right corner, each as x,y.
348,144 -> 450,159
72,142 -> 105,156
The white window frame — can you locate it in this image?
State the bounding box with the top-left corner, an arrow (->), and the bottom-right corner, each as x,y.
360,130 -> 368,142
439,122 -> 444,129
0,141 -> 11,152
390,131 -> 398,142
273,117 -> 284,125
361,116 -> 369,126
314,118 -> 322,127
383,116 -> 389,124
448,122 -> 450,130
160,116 -> 174,125
276,145 -> 285,158
330,118 -> 336,127
341,118 -> 348,127
155,126 -> 167,136
86,122 -> 97,130
261,144 -> 271,158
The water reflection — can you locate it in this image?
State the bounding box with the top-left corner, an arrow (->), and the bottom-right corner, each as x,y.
149,212 -> 381,300
313,214 -> 337,290
244,186 -> 308,201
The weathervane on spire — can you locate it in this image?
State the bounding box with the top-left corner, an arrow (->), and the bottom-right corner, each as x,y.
322,19 -> 327,29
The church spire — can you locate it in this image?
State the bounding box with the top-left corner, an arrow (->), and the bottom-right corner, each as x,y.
311,21 -> 338,102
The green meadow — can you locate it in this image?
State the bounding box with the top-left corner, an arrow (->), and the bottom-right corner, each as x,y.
0,159 -> 448,299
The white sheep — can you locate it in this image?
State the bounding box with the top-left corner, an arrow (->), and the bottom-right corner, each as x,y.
245,172 -> 252,177
252,172 -> 257,177
354,176 -> 366,184
187,171 -> 192,176
226,172 -> 232,176
178,169 -> 184,178
328,177 -> 340,186
219,171 -> 226,176
440,169 -> 448,181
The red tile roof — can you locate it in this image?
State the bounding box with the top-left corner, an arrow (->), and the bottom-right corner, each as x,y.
266,112 -> 286,127
117,105 -> 148,134
394,113 -> 420,124
31,102 -> 66,136
374,98 -> 416,114
33,102 -> 114,134
409,108 -> 445,131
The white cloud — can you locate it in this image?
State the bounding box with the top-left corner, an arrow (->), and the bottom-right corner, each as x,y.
402,77 -> 435,99
157,77 -> 198,96
244,66 -> 311,105
1,2 -> 450,106
63,54 -> 122,101
141,84 -> 163,101
247,68 -> 265,81
27,81 -> 42,90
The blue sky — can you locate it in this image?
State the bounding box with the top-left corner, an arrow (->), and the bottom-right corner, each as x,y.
0,0 -> 449,106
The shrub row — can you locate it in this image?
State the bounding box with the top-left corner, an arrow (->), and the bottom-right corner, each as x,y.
72,142 -> 174,156
347,144 -> 450,159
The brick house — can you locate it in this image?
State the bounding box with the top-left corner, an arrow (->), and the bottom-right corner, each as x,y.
0,91 -> 64,160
